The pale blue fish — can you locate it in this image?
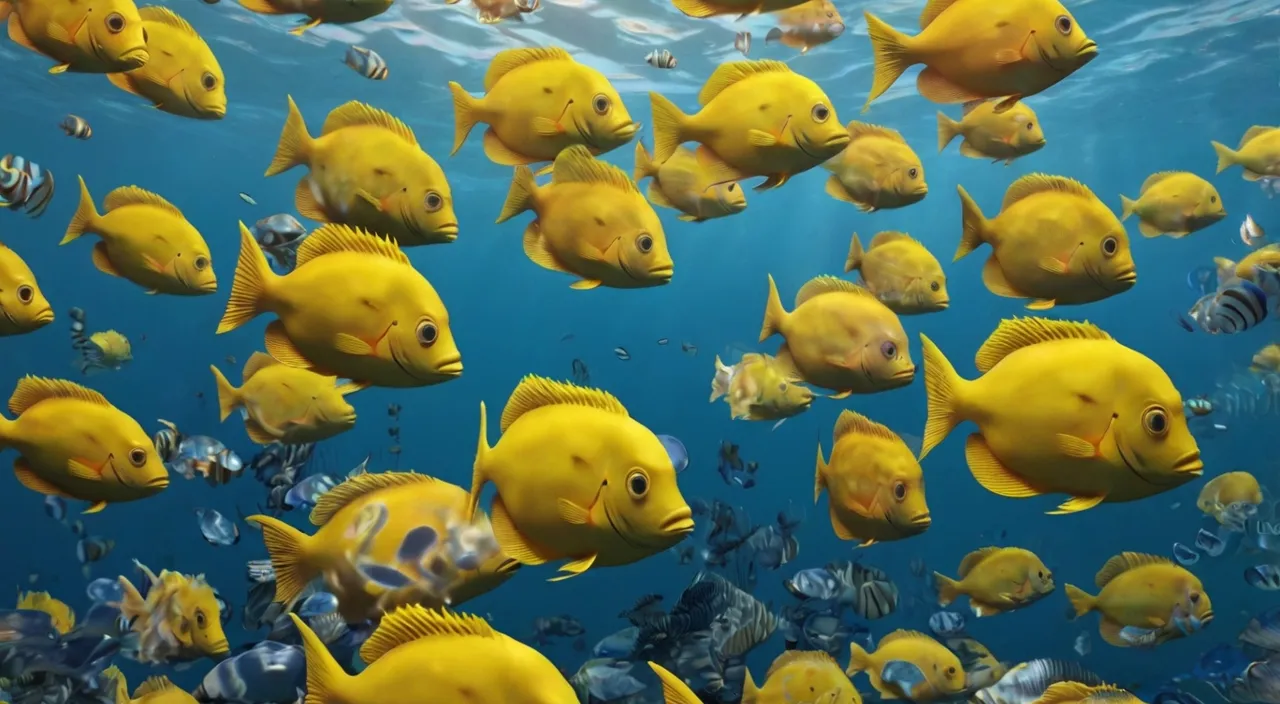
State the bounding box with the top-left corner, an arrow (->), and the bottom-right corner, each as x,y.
297,592 -> 338,618
1246,565 -> 1280,591
195,508 -> 240,546
1173,543 -> 1199,566
250,214 -> 308,274
85,578 -> 122,604
785,567 -> 840,601
591,627 -> 638,659
1195,528 -> 1226,557
343,46 -> 388,80
1240,608 -> 1280,652
929,610 -> 966,638
284,474 -> 339,511
883,660 -> 927,695
657,434 -> 689,473
192,641 -> 305,704
572,659 -> 647,702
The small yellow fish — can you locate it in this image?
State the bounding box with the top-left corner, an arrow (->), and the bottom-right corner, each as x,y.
3,0 -> 148,73
1120,171 -> 1225,238
1212,126 -> 1280,181
445,0 -> 539,24
743,650 -> 861,704
118,563 -> 229,662
937,100 -> 1045,164
634,142 -> 746,223
847,630 -> 966,702
16,591 -> 75,633
105,7 -> 225,119
1065,552 -> 1213,648
824,122 -> 927,211
63,177 -> 217,296
1214,244 -> 1280,286
863,0 -> 1098,112
237,0 -> 390,35
211,352 -> 358,445
668,0 -> 807,20
1196,471 -> 1263,525
0,242 -> 54,336
1252,344 -> 1280,374
934,547 -> 1054,617
710,353 -> 814,424
955,175 -> 1135,309
945,637 -> 1006,690
1034,683 -> 1145,704
112,673 -> 199,704
764,0 -> 845,54
845,232 -> 948,315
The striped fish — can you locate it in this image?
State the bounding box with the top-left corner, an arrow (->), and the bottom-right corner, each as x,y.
0,155 -> 54,218
974,659 -> 1104,704
1187,279 -> 1268,334
60,115 -> 92,140
344,46 -> 388,80
645,49 -> 677,69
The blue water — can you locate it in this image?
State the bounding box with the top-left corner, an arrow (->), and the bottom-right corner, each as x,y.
3,0 -> 1279,699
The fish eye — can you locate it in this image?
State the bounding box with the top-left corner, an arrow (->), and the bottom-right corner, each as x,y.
1142,405 -> 1169,437
1038,570 -> 1044,579
424,190 -> 444,212
415,320 -> 438,347
16,285 -> 33,303
592,93 -> 611,116
128,447 -> 148,467
930,281 -> 940,292
810,103 -> 830,123
1190,591 -> 1201,603
727,183 -> 737,192
1026,121 -> 1035,130
636,233 -> 653,253
880,341 -> 897,359
947,667 -> 957,676
1055,14 -> 1072,34
626,469 -> 649,499
201,72 -> 217,91
142,28 -> 148,42
1210,195 -> 1218,203
908,167 -> 919,179
194,255 -> 209,271
892,481 -> 906,501
195,609 -> 206,628
1101,236 -> 1118,257
106,12 -> 125,32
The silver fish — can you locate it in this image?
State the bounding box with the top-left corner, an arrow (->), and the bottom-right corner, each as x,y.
1242,214 -> 1266,247
974,659 -> 1104,704
195,508 -> 240,546
734,31 -> 751,56
60,115 -> 92,140
344,46 -> 388,80
251,214 -> 308,273
645,49 -> 677,69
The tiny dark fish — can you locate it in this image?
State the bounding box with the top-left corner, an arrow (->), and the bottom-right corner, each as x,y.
44,496 -> 66,522
657,434 -> 688,473
239,192 -> 257,205
681,341 -> 697,355
76,536 -> 114,564
70,519 -> 84,536
561,333 -> 575,342
572,358 -> 590,384
1173,542 -> 1199,566
614,347 -> 631,361
1246,565 -> 1280,590
0,154 -> 54,218
60,114 -> 92,139
196,508 -> 240,546
344,45 -> 388,79
645,49 -> 677,69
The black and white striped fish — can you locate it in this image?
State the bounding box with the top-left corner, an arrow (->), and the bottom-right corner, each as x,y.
973,659 -> 1104,704
1185,279 -> 1268,334
734,31 -> 751,57
60,114 -> 92,140
0,154 -> 54,218
344,46 -> 388,80
645,49 -> 677,69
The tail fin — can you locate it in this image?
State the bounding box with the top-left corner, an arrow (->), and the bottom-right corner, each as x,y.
710,355 -> 731,402
466,401 -> 491,522
741,668 -> 761,704
759,274 -> 789,342
845,233 -> 865,273
1119,194 -> 1137,222
115,575 -> 147,622
1213,256 -> 1238,287
289,614 -> 354,704
265,95 -> 313,177
634,141 -> 658,183
1211,141 -> 1237,174
496,166 -> 538,224
217,223 -> 277,334
862,12 -> 914,113
937,112 -> 961,152
61,176 -> 100,245
246,515 -> 316,606
101,665 -> 127,704
919,333 -> 966,460
954,185 -> 990,261
648,91 -> 689,164
846,641 -> 871,676
764,28 -> 782,44
934,572 -> 962,606
1064,584 -> 1097,619
448,82 -> 481,157
648,662 -> 703,704
814,444 -> 828,503
209,365 -> 240,422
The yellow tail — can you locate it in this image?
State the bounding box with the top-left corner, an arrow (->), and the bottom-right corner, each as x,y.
496,166 -> 538,224
814,444 -> 828,503
937,112 -> 961,152
1211,141 -> 1237,174
710,355 -> 730,403
954,185 -> 990,261
61,176 -> 100,245
238,0 -> 285,14
647,662 -> 703,704
845,641 -> 871,676
265,95 -> 313,177
633,141 -> 658,183
758,274 -> 789,342
845,233 -> 865,273
1064,584 -> 1097,619
209,365 -> 241,422
919,333 -> 966,460
100,665 -> 127,704
1119,194 -> 1137,222
934,572 -> 962,606
246,515 -> 316,607
217,223 -> 277,334
648,91 -> 689,164
448,81 -> 482,157
862,12 -> 915,113
741,668 -> 760,704
466,401 -> 491,522
290,614 -> 354,704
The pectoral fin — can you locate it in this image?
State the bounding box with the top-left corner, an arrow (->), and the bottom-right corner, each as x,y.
333,332 -> 375,356
755,174 -> 789,191
1025,299 -> 1056,311
994,49 -> 1023,65
549,554 -> 597,582
1048,495 -> 1106,515
556,498 -> 592,526
965,434 -> 1042,498
531,117 -> 564,137
288,17 -> 322,35
1038,256 -> 1069,275
570,279 -> 601,290
747,129 -> 779,147
354,189 -> 385,212
1055,433 -> 1099,458
992,95 -> 1023,113
66,458 -> 103,480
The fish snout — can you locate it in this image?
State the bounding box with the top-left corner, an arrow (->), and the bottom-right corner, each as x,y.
660,507 -> 695,536
435,222 -> 460,241
1114,268 -> 1138,288
934,297 -> 951,310
1173,450 -> 1204,476
909,511 -> 932,530
823,132 -> 852,151
1076,40 -> 1099,62
204,103 -> 227,120
435,355 -> 464,378
892,365 -> 917,381
615,121 -> 641,141
827,22 -> 845,36
33,307 -> 55,325
648,264 -> 674,284
120,48 -> 149,69
146,475 -> 171,490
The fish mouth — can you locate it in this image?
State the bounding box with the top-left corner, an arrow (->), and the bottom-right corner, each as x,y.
828,22 -> 845,36
1199,610 -> 1215,626
912,183 -> 929,196
648,265 -> 674,284
434,354 -> 464,378
660,507 -> 696,536
435,222 -> 459,241
119,47 -> 149,69
1172,450 -> 1204,476
891,365 -> 917,382
934,298 -> 951,310
908,511 -> 932,531
201,102 -> 227,120
208,640 -> 230,655
197,279 -> 218,294
1114,426 -> 1200,486
145,475 -> 171,489
1076,40 -> 1099,63
32,307 -> 55,325
614,121 -> 641,142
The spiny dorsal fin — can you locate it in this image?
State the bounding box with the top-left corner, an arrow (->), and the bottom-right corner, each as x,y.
320,101 -> 417,146
846,121 -> 906,145
1139,171 -> 1181,195
138,6 -> 197,35
133,676 -> 176,698
833,409 -> 900,444
879,629 -> 933,647
1095,552 -> 1171,588
1000,174 -> 1096,212
484,47 -> 573,93
1035,682 -> 1133,704
975,317 -> 1111,374
359,606 -> 494,664
309,472 -> 437,526
9,376 -> 110,416
101,665 -> 128,704
765,650 -> 837,678
794,275 -> 875,308
102,186 -> 183,217
241,352 -> 279,383
1240,126 -> 1276,150
295,223 -> 410,269
698,60 -> 792,106
919,0 -> 961,29
500,375 -> 628,433
552,146 -> 639,194
961,100 -> 990,117
957,547 -> 1002,579
869,231 -> 918,248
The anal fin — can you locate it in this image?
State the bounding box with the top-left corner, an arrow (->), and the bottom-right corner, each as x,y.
981,255 -> 1028,299
243,417 -> 278,445
482,128 -> 535,166
964,434 -> 1041,498
917,67 -> 985,104
1047,495 -> 1106,515
263,320 -> 313,368
549,554 -> 597,582
91,242 -> 122,278
521,223 -> 571,274
13,459 -> 73,498
489,494 -> 550,566
556,498 -> 591,525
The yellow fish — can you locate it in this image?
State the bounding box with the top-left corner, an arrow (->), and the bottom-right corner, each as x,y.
449,47 -> 639,168
669,0 -> 807,19
3,0 -> 147,73
118,563 -> 229,662
1214,244 -> 1280,286
1065,552 -> 1213,648
0,242 -> 54,336
937,100 -> 1045,165
107,673 -> 200,704
1034,683 -> 1146,704
1120,172 -> 1225,238
845,232 -> 949,315
217,223 -> 462,390
266,96 -> 458,247
237,0 -> 390,35
847,629 -> 966,702
919,317 -> 1204,514
63,177 -> 216,296
1196,471 -> 1263,525
292,607 -> 578,703
497,145 -> 674,290
863,0 -> 1098,112
743,650 -> 861,704
248,472 -> 519,623
16,591 -> 75,633
104,7 -> 224,119
650,60 -> 850,191
210,352 -> 358,445
0,377 -> 168,513
815,410 -> 930,547
1252,344 -> 1280,373
764,0 -> 845,55
824,122 -> 927,211
1212,126 -> 1280,181
710,353 -> 814,424
934,547 -> 1054,617
465,375 -> 695,581
945,637 -> 1005,691
634,142 -> 747,223
759,274 -> 915,398
955,175 -> 1135,310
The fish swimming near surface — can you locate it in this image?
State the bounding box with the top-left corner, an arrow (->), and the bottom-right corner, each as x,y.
60,115 -> 92,139
103,6 -> 226,119
0,155 -> 55,218
237,0 -> 391,34
645,49 -> 677,69
764,0 -> 845,54
446,0 -> 540,24
2,0 -> 149,73
344,46 -> 388,79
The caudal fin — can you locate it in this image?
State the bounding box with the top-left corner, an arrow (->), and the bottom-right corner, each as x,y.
246,515 -> 316,606
814,444 -> 828,503
448,82 -> 481,157
845,233 -> 865,273
934,572 -> 962,606
265,95 -> 313,177
496,166 -> 538,224
709,355 -> 731,402
634,141 -> 658,183
648,662 -> 703,704
1064,584 -> 1097,619
290,614 -> 354,704
1119,194 -> 1137,222
216,223 -> 277,334
61,176 -> 100,245
466,401 -> 491,522
937,112 -> 961,152
862,12 -> 914,113
845,641 -> 871,676
919,333 -> 966,460
648,91 -> 689,164
759,274 -> 789,342
741,668 -> 761,704
209,366 -> 240,422
1211,141 -> 1238,174
954,185 -> 990,261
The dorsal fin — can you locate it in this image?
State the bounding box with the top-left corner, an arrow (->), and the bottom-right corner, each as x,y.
1000,174 -> 1096,212
500,375 -> 628,433
133,676 -> 176,698
869,231 -> 918,248
101,665 -> 127,704
698,60 -> 791,106
1139,171 -> 1181,195
102,186 -> 183,217
879,629 -> 933,647
320,101 -> 417,145
552,146 -> 639,194
975,317 -> 1111,374
1036,682 -> 1133,704
833,410 -> 900,444
241,352 -> 279,383
483,47 -> 573,92
309,472 -> 437,526
138,6 -> 197,35
359,606 -> 494,664
1240,126 -> 1276,150
794,275 -> 875,308
919,0 -> 961,28
295,223 -> 410,269
846,121 -> 907,145
9,376 -> 110,415
1095,552 -> 1171,588
961,100 -> 989,117
957,547 -> 1002,579
765,650 -> 837,678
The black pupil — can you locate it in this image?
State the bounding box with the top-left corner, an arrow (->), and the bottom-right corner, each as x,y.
420,324 -> 435,342
109,15 -> 122,29
1191,593 -> 1199,602
631,475 -> 645,493
1027,122 -> 1034,130
1211,196 -> 1217,203
931,281 -> 939,291
1104,239 -> 1115,253
1058,17 -> 1070,31
1150,413 -> 1165,431
595,98 -> 606,111
639,236 -> 651,252
909,169 -> 917,177
728,184 -> 736,192
815,106 -> 827,119
18,287 -> 31,301
895,484 -> 905,498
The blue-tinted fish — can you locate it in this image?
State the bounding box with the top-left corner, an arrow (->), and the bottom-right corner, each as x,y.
1188,265 -> 1218,296
657,434 -> 689,473
1195,528 -> 1227,557
1240,608 -> 1280,652
0,154 -> 54,218
297,592 -> 338,618
195,508 -> 240,546
0,609 -> 59,647
1190,643 -> 1252,691
344,46 -> 388,80
570,659 -> 646,702
1173,543 -> 1200,566
192,640 -> 305,703
1234,658 -> 1280,704
973,659 -> 1103,704
929,611 -> 966,638
883,660 -> 928,694
250,214 -> 308,274
284,474 -> 338,511
1186,279 -> 1268,334
785,567 -> 840,601
43,496 -> 66,523
172,433 -> 244,486
592,627 -> 638,659
1246,565 -> 1280,590
85,578 -> 122,605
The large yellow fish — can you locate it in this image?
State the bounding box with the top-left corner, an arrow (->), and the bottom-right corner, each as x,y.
104,670 -> 200,704
292,607 -> 578,703
0,242 -> 54,336
764,0 -> 845,54
104,7 -> 224,119
465,375 -> 695,581
650,60 -> 850,191
0,377 -> 168,513
759,274 -> 915,398
1215,244 -> 1280,286
845,232 -> 949,315
266,96 -> 458,247
217,223 -> 462,390
497,145 -> 674,290
248,472 -> 519,622
1065,552 -> 1213,648
668,0 -> 807,19
937,100 -> 1045,164
816,410 -> 930,547
1120,172 -> 1225,238
824,122 -> 927,211
863,0 -> 1098,112
210,352 -> 358,445
118,563 -> 229,662
955,175 -> 1135,310
1034,683 -> 1146,704
847,630 -> 966,702
237,0 -> 390,35
449,47 -> 639,168
934,547 -> 1054,617
1196,471 -> 1263,525
16,591 -> 75,633
743,651 -> 861,704
634,142 -> 747,223
919,317 -> 1204,514
1212,126 -> 1280,181
63,177 -> 216,296
710,353 -> 814,425
3,0 -> 148,73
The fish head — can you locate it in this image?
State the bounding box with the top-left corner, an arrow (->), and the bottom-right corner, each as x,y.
925,653 -> 968,694
0,258 -> 54,333
774,378 -> 815,413
790,79 -> 849,160
180,581 -> 230,657
570,69 -> 639,151
180,53 -> 228,120
1083,227 -> 1137,292
1026,556 -> 1054,594
886,148 -> 928,201
103,415 -> 171,494
878,453 -> 930,534
1193,182 -> 1227,224
865,323 -> 916,389
451,554 -> 521,606
92,331 -> 132,363
397,173 -> 459,244
1008,107 -> 1046,150
387,286 -> 463,383
612,207 -> 674,286
312,378 -> 359,429
603,430 -> 695,548
87,0 -> 149,69
1112,369 -> 1203,488
1029,1 -> 1097,71
708,180 -> 747,217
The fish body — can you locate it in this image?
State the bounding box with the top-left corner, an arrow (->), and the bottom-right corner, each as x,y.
847,629 -> 966,701
759,274 -> 915,397
63,177 -> 217,296
974,659 -> 1104,704
0,377 -> 169,512
1253,344 -> 1280,374
211,352 -> 358,445
765,0 -> 845,54
1196,471 -> 1263,525
15,591 -> 75,634
266,96 -> 458,247
60,114 -> 92,139
845,231 -> 948,314
823,122 -> 927,211
1032,683 -> 1144,704
742,650 -> 860,704
645,49 -> 677,69
1186,280 -> 1268,334
709,353 -> 814,422
649,60 -> 850,191
937,100 -> 1044,164
955,175 -> 1135,309
112,672 -> 200,704
344,45 -> 387,79
0,154 -> 54,218
5,0 -> 148,73
1215,244 -> 1280,286
498,146 -> 674,290
465,375 -> 695,580
464,0 -> 540,23
237,0 -> 390,35
1213,126 -> 1280,181
217,222 -> 463,389
669,0 -> 807,19
815,410 -> 930,546
634,142 -> 746,223
105,7 -> 225,119
448,47 -> 638,167
118,563 -> 230,662
1242,214 -> 1266,246
1119,171 -> 1225,238
0,243 -> 54,336
934,547 -> 1054,617
1064,552 -> 1213,648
